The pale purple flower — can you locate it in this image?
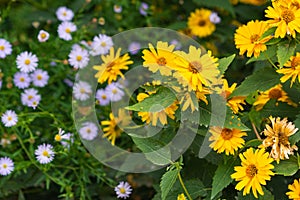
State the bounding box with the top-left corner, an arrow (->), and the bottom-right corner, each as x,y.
139,2 -> 149,16
35,143 -> 55,164
79,122 -> 98,140
0,157 -> 14,176
106,82 -> 124,102
0,39 -> 12,59
1,110 -> 18,127
16,51 -> 38,73
21,88 -> 41,109
56,6 -> 74,21
114,5 -> 122,13
58,21 -> 77,41
68,47 -> 89,69
128,42 -> 141,55
90,34 -> 113,56
170,39 -> 182,50
209,12 -> 221,24
96,89 -> 110,106
31,69 -> 49,87
37,30 -> 50,42
13,71 -> 31,89
73,81 -> 92,101
115,181 -> 132,199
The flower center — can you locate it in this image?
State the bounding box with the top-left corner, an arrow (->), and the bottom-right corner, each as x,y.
41,33 -> 47,39
119,187 -> 126,194
112,89 -> 117,94
28,95 -> 33,100
86,128 -> 91,133
106,61 -> 115,72
246,164 -> 258,178
7,116 -> 12,121
0,45 -> 4,51
250,34 -> 260,43
278,132 -> 289,146
268,88 -> 282,99
24,59 -> 31,65
101,42 -> 106,47
65,28 -> 71,33
37,75 -> 42,80
102,95 -> 107,99
63,11 -> 67,16
2,164 -> 7,169
198,20 -> 206,26
291,2 -> 300,9
76,55 -> 82,61
20,77 -> 25,82
188,61 -> 202,74
221,128 -> 233,140
157,57 -> 167,66
291,57 -> 300,68
42,151 -> 49,157
80,88 -> 86,94
281,9 -> 295,24
55,134 -> 62,141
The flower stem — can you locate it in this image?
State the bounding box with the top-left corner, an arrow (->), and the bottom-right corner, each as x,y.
251,122 -> 261,140
177,172 -> 193,200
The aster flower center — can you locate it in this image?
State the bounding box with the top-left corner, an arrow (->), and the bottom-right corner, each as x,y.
281,9 -> 295,24
63,11 -> 67,16
55,134 -> 62,141
198,20 -> 206,26
7,116 -> 12,121
268,88 -> 282,99
246,164 -> 258,178
24,59 -> 31,65
42,151 -> 49,157
20,77 -> 25,82
221,128 -> 233,140
112,89 -> 118,94
102,95 -> 107,99
0,45 -> 4,51
291,57 -> 300,68
86,128 -> 91,133
65,28 -> 71,33
250,34 -> 260,43
41,33 -> 47,39
101,42 -> 107,47
2,164 -> 7,169
119,187 -> 126,194
76,55 -> 82,61
188,61 -> 202,73
37,75 -> 43,80
28,95 -> 33,100
157,57 -> 167,66
80,88 -> 86,94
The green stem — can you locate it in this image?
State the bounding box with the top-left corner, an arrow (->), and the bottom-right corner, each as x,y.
177,172 -> 193,200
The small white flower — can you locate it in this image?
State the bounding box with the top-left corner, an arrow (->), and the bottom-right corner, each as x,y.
56,6 -> 74,21
128,42 -> 141,55
73,81 -> 92,101
114,5 -> 122,13
96,89 -> 110,106
35,143 -> 55,164
16,51 -> 39,73
21,88 -> 41,109
1,110 -> 18,127
106,82 -> 124,102
209,12 -> 221,24
115,181 -> 132,199
13,71 -> 31,89
90,34 -> 113,56
37,30 -> 50,42
79,122 -> 98,140
55,128 -> 73,148
0,157 -> 14,176
31,69 -> 49,87
0,38 -> 12,59
58,21 -> 77,41
68,47 -> 89,69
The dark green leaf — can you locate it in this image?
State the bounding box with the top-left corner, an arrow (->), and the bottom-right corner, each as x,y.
244,139 -> 262,148
218,54 -> 235,75
277,40 -> 296,68
193,0 -> 235,16
290,114 -> 300,145
246,45 -> 277,64
273,155 -> 299,176
160,169 -> 179,200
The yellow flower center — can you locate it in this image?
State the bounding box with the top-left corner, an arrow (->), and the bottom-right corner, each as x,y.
7,116 -> 12,121
291,57 -> 300,68
119,187 -> 126,194
76,55 -> 82,61
20,77 -> 25,82
63,11 -> 67,16
221,128 -> 233,140
102,95 -> 107,99
37,75 -> 42,80
65,28 -> 71,33
281,9 -> 295,24
188,61 -> 202,74
80,88 -> 86,94
101,42 -> 106,47
41,33 -> 47,39
55,134 -> 62,141
157,57 -> 167,66
28,95 -> 33,100
2,164 -> 7,169
268,88 -> 282,99
198,20 -> 206,26
42,151 -> 49,157
250,34 -> 260,43
86,128 -> 91,133
112,89 -> 117,94
0,45 -> 4,51
24,59 -> 31,65
246,164 -> 258,178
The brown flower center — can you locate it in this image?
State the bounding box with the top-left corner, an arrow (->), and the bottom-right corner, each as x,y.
291,2 -> 300,9
188,61 -> 202,74
268,88 -> 282,99
198,20 -> 206,26
0,45 -> 4,51
157,57 -> 167,66
278,132 -> 289,146
20,77 -> 25,82
250,34 -> 260,43
86,128 -> 91,133
291,57 -> 300,68
106,61 -> 115,72
221,128 -> 233,140
281,9 -> 295,24
102,95 -> 107,100
246,164 -> 258,178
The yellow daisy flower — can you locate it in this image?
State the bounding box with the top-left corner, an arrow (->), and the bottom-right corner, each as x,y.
261,116 -> 298,163
142,41 -> 176,76
265,1 -> 300,38
231,148 -> 275,198
277,52 -> 300,86
209,127 -> 247,155
234,20 -> 272,58
239,0 -> 267,6
188,8 -> 216,38
253,84 -> 297,111
173,46 -> 220,91
286,179 -> 300,199
177,193 -> 186,200
137,92 -> 178,126
94,47 -> 133,84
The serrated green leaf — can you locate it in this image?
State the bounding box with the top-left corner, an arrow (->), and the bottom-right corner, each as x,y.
259,100 -> 299,119
244,139 -> 262,148
160,169 -> 179,200
237,187 -> 274,199
246,45 -> 277,64
277,40 -> 296,68
290,114 -> 300,145
218,54 -> 235,75
230,67 -> 281,97
211,156 -> 238,199
260,27 -> 276,39
126,87 -> 176,112
193,0 -> 235,16
273,155 -> 299,176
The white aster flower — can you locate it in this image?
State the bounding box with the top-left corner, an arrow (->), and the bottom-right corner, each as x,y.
106,82 -> 124,102
16,51 -> 38,73
13,71 -> 31,89
209,12 -> 221,24
90,34 -> 113,56
1,110 -> 18,127
35,143 -> 55,164
21,88 -> 41,109
0,38 -> 12,59
96,88 -> 110,106
114,5 -> 122,13
55,128 -> 73,148
79,122 -> 98,140
68,47 -> 89,69
31,69 -> 49,87
73,81 -> 92,101
128,42 -> 141,55
56,6 -> 74,21
115,181 -> 132,199
37,30 -> 50,42
58,21 -> 77,41
0,157 -> 14,176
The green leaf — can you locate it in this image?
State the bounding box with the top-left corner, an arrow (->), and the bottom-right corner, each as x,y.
160,168 -> 179,200
277,40 -> 296,68
211,156 -> 238,199
126,87 -> 176,112
246,45 -> 277,64
230,67 -> 281,97
237,187 -> 274,199
244,139 -> 262,148
273,155 -> 299,176
218,54 -> 235,75
193,0 -> 235,16
259,100 -> 299,119
290,114 -> 300,145
167,21 -> 187,30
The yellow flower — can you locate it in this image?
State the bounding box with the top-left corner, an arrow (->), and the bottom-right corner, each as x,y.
177,193 -> 186,200
209,127 -> 247,155
173,46 -> 220,91
231,148 -> 275,198
188,8 -> 216,38
265,1 -> 300,38
142,41 -> 176,76
277,52 -> 300,86
94,47 -> 133,84
239,0 -> 267,6
286,178 -> 300,199
261,116 -> 298,163
137,92 -> 178,126
101,109 -> 130,145
234,20 -> 272,58
253,84 -> 297,111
